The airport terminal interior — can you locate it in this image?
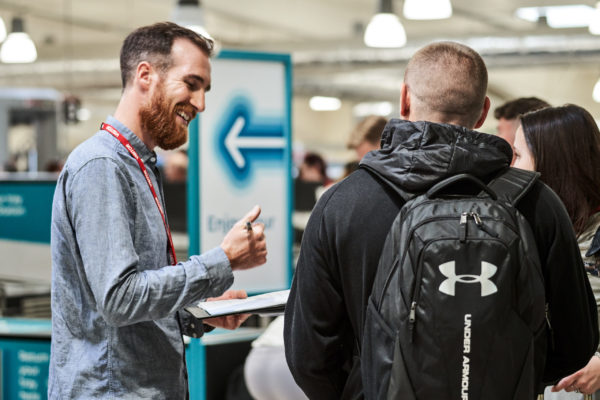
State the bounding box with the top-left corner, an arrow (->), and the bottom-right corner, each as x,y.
1,0 -> 600,398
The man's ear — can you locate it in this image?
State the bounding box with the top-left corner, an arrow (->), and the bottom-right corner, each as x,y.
473,96 -> 491,129
134,61 -> 154,91
400,83 -> 410,119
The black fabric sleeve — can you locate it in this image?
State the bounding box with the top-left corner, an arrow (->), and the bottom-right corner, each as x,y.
518,181 -> 599,383
284,190 -> 350,399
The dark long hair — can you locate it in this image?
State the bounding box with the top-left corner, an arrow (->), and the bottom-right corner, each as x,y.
520,104 -> 600,234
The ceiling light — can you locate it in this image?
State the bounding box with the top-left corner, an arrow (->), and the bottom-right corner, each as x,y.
309,96 -> 341,111
593,78 -> 600,103
171,0 -> 213,40
403,0 -> 453,20
0,17 -> 37,64
364,0 -> 407,48
0,17 -> 7,43
515,5 -> 594,29
514,8 -> 540,23
353,102 -> 393,118
589,2 -> 600,35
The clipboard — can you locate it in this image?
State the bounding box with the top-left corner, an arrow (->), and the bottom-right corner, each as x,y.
185,289 -> 289,319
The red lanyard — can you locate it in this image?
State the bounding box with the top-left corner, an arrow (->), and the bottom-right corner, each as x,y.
101,122 -> 177,266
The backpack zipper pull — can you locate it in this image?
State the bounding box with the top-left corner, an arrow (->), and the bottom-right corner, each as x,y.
471,212 -> 500,238
460,212 -> 468,243
409,301 -> 417,342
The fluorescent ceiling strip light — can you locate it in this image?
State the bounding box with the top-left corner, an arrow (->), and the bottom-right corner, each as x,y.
515,5 -> 594,29
403,0 -> 452,20
309,96 -> 341,111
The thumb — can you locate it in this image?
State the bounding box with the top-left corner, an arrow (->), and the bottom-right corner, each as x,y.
553,372 -> 580,391
241,205 -> 261,224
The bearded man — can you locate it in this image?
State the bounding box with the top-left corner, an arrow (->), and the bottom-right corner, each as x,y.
49,22 -> 268,399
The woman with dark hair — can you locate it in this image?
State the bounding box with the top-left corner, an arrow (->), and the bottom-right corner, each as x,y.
298,152 -> 331,185
514,104 -> 600,399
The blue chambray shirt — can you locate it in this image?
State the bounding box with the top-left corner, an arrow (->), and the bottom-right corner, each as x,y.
49,116 -> 234,399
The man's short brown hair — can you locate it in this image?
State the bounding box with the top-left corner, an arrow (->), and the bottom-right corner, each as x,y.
494,97 -> 550,121
404,41 -> 488,128
120,22 -> 214,88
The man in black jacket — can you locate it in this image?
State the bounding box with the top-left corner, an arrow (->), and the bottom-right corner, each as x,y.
284,41 -> 599,399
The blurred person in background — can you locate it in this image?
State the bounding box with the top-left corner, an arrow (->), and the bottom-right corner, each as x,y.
293,152 -> 330,244
45,159 -> 64,173
163,149 -> 188,183
346,115 -> 388,160
243,316 -> 307,400
514,104 -> 600,399
494,96 -> 549,164
297,152 -> 330,186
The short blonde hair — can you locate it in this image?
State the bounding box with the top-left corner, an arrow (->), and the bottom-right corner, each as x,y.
347,115 -> 388,149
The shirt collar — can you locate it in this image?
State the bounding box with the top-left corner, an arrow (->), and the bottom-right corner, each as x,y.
105,115 -> 158,166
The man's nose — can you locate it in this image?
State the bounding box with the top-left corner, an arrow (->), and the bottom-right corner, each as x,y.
190,91 -> 205,113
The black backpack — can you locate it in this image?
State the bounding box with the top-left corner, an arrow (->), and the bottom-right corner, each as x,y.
361,169 -> 547,400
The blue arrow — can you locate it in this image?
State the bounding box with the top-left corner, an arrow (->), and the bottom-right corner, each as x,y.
216,96 -> 286,181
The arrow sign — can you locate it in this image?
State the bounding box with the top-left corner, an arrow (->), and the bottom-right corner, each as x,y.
225,115 -> 286,169
217,96 -> 286,181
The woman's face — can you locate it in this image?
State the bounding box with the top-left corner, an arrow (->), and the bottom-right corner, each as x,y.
513,125 -> 535,171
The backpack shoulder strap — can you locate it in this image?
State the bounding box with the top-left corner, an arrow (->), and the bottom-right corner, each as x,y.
486,168 -> 540,206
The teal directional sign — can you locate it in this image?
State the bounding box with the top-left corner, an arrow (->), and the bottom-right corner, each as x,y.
217,95 -> 286,183
0,178 -> 54,284
189,51 -> 293,294
0,180 -> 55,243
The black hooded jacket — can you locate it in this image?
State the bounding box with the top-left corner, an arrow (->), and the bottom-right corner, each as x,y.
284,119 -> 598,399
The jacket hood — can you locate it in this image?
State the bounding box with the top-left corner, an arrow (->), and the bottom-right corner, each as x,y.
360,119 -> 512,198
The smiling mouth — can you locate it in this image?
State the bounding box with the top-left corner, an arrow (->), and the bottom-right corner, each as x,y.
176,110 -> 194,126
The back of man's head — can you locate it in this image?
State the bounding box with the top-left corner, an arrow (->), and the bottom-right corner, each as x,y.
494,97 -> 550,121
404,41 -> 488,128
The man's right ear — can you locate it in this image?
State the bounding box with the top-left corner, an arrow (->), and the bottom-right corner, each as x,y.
135,61 -> 154,91
473,96 -> 491,129
400,83 -> 410,119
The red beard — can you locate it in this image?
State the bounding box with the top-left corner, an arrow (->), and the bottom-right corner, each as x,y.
139,84 -> 194,150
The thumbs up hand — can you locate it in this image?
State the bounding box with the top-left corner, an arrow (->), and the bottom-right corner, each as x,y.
220,205 -> 267,271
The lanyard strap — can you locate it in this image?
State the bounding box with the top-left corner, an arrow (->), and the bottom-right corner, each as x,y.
101,122 -> 177,266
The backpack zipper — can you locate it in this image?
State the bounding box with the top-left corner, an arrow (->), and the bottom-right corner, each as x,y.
460,212 -> 468,242
409,247 -> 428,342
460,211 -> 501,242
409,301 -> 417,342
470,212 -> 500,238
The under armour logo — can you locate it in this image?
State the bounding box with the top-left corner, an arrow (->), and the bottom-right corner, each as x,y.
438,261 -> 498,297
